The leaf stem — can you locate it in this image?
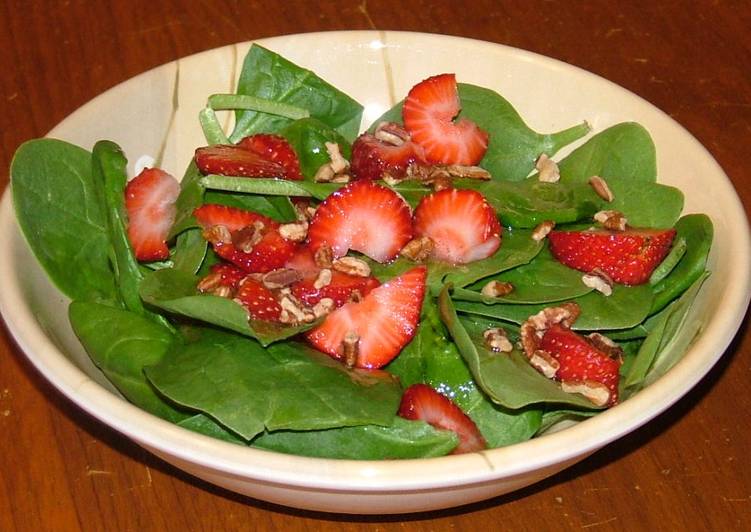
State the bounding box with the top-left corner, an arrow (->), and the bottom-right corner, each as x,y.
199,107 -> 230,145
208,94 -> 310,120
199,175 -> 340,200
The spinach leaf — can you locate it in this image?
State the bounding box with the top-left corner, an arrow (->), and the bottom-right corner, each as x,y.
11,139 -> 119,304
139,268 -> 316,346
252,418 -> 458,459
178,414 -> 245,444
438,290 -> 597,409
231,44 -> 363,142
372,84 -> 590,181
454,283 -> 654,331
203,190 -> 297,222
650,214 -> 713,313
169,161 -> 205,238
558,122 -> 657,184
68,301 -> 188,423
280,117 -> 352,179
171,228 -> 207,275
91,141 -> 146,314
537,408 -> 598,435
145,328 -> 402,440
457,245 -> 593,304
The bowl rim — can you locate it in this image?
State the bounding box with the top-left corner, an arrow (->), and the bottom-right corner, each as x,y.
1,29 -> 750,493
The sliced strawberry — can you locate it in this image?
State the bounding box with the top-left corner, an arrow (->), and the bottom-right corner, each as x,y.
307,179 -> 413,262
238,134 -> 303,180
234,278 -> 282,322
208,262 -> 246,288
548,228 -> 677,285
284,246 -> 320,280
193,203 -> 271,232
124,167 -> 180,261
538,324 -> 622,406
413,188 -> 501,264
292,270 -> 381,307
194,145 -> 285,177
402,73 -> 488,165
350,128 -> 426,180
193,204 -> 297,273
306,266 -> 426,369
398,384 -> 486,454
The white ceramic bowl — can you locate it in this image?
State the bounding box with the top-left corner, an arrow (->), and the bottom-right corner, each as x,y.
1,31 -> 749,514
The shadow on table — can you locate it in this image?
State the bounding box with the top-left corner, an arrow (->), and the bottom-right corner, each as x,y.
2,307 -> 747,523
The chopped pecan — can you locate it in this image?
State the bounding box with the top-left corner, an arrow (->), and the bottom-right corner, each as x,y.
483,328 -> 513,353
481,280 -> 514,298
594,210 -> 627,231
332,256 -> 371,277
212,285 -> 233,298
202,224 -> 232,245
560,380 -> 611,407
430,175 -> 452,191
314,244 -> 334,268
587,332 -> 624,360
588,175 -> 614,202
529,350 -> 560,378
279,294 -> 310,324
313,268 -> 332,289
330,173 -> 351,184
536,153 -> 560,183
374,122 -> 410,146
232,221 -> 265,252
262,268 -> 301,289
279,221 -> 308,242
531,220 -> 556,241
342,331 -> 360,368
520,302 -> 581,357
312,297 -> 335,319
400,236 -> 435,262
582,268 -> 614,296
197,272 -> 222,293
325,141 -> 350,174
314,162 -> 336,183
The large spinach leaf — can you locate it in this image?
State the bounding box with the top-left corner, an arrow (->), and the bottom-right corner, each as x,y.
280,117 -> 352,179
252,418 -> 458,459
68,301 -> 187,423
372,84 -> 590,181
139,268 -> 316,345
11,139 -> 118,304
145,328 -> 402,440
230,44 -> 363,142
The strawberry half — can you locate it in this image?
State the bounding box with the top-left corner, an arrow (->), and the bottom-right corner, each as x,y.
124,167 -> 180,261
548,228 -> 677,285
305,266 -> 426,369
194,145 -> 285,177
402,73 -> 489,165
207,262 -> 247,289
398,384 -> 487,454
350,129 -> 426,181
292,270 -> 381,308
193,204 -> 297,273
307,179 -> 413,263
538,324 -> 622,406
413,188 -> 501,264
238,134 -> 303,180
234,278 -> 282,322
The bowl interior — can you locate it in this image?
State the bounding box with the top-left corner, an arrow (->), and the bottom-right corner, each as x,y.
1,31 -> 749,506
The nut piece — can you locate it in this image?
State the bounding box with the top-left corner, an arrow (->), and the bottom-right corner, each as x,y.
481,280 -> 514,298
342,331 -> 360,368
262,268 -> 301,289
483,328 -> 513,353
313,268 -> 332,289
314,245 -> 334,268
325,141 -> 350,174
279,295 -> 310,324
430,175 -> 452,191
374,122 -> 411,146
529,350 -> 560,378
332,256 -> 371,277
560,380 -> 611,407
202,224 -> 232,245
520,302 -> 581,357
532,220 -> 556,241
212,285 -> 233,298
587,332 -> 624,360
312,297 -> 335,319
197,272 -> 222,293
594,210 -> 627,231
536,153 -> 560,183
279,221 -> 309,242
330,173 -> 352,184
233,221 -> 265,252
582,268 -> 614,296
314,162 -> 336,182
588,175 -> 614,202
400,236 -> 435,262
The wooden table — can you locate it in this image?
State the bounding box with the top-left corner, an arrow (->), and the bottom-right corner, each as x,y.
1,1 -> 749,530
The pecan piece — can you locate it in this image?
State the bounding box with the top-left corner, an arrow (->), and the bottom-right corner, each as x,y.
483,328 -> 513,353
560,380 -> 611,407
313,268 -> 332,289
532,220 -> 556,241
262,268 -> 301,289
481,280 -> 514,298
529,350 -> 560,378
582,268 -> 614,296
594,210 -> 627,231
520,303 -> 581,357
400,236 -> 435,262
279,221 -> 308,242
536,153 -> 560,183
342,331 -> 360,368
588,175 -> 614,202
332,256 -> 371,277
325,141 -> 350,174
314,244 -> 334,268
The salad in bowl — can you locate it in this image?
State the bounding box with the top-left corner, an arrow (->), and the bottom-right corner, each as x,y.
9,43 -> 714,461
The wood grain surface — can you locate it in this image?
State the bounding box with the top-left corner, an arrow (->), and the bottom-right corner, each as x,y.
1,1 -> 749,530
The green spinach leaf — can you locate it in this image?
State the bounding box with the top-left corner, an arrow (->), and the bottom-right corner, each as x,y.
280,117 -> 352,178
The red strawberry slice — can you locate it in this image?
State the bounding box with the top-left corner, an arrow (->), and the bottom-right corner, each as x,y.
548,228 -> 677,285
350,129 -> 426,180
208,262 -> 246,288
193,203 -> 272,232
307,179 -> 413,263
194,145 -> 285,177
538,324 -> 622,406
284,246 -> 320,280
398,384 -> 487,454
413,188 -> 501,264
238,134 -> 304,180
292,270 -> 381,307
193,204 -> 297,273
306,266 -> 426,369
124,167 -> 180,261
402,73 -> 489,165
234,278 -> 282,322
